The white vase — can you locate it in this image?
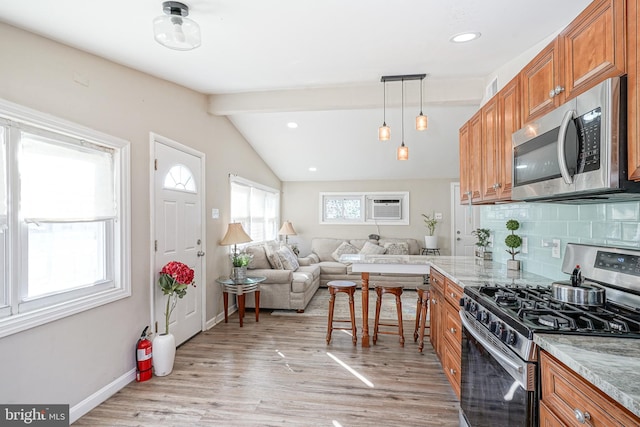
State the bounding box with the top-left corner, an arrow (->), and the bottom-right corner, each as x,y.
424,235 -> 438,249
152,333 -> 176,376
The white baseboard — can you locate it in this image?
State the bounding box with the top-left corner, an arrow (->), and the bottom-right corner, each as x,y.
205,305 -> 236,330
70,368 -> 136,424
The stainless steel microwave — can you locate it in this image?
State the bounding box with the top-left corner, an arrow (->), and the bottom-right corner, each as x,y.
511,76 -> 640,203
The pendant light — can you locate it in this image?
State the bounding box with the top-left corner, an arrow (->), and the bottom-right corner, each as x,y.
416,76 -> 428,131
397,80 -> 409,161
378,81 -> 390,141
153,1 -> 201,51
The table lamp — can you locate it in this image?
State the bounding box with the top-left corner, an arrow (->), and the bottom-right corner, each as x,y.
220,223 -> 252,256
278,221 -> 297,244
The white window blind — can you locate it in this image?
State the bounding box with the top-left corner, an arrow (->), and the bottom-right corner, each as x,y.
230,177 -> 279,243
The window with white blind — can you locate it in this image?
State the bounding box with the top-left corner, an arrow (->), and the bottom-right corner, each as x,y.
230,176 -> 279,243
0,99 -> 130,338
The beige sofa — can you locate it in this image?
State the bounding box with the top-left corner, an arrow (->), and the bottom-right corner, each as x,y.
241,240 -> 320,312
298,237 -> 425,288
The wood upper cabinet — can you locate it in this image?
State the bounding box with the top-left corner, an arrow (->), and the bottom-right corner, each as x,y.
497,75 -> 520,200
481,97 -> 499,201
628,0 -> 640,180
521,39 -> 562,124
562,0 -> 626,101
540,350 -> 640,426
468,111 -> 483,204
459,123 -> 472,204
521,0 -> 625,124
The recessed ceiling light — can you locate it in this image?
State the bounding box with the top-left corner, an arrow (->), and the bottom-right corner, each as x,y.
450,32 -> 481,43
287,122 -> 298,129
308,167 -> 317,172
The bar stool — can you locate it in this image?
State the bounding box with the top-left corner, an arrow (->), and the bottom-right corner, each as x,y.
326,280 -> 358,345
414,284 -> 430,352
373,282 -> 404,346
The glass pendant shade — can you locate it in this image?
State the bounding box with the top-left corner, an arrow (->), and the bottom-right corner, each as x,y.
416,113 -> 428,131
153,2 -> 201,51
378,123 -> 390,141
397,143 -> 409,161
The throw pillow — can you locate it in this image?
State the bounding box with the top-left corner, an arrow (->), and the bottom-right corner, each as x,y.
264,244 -> 284,270
245,245 -> 270,269
277,246 -> 300,271
331,241 -> 360,261
359,241 -> 387,255
383,241 -> 409,255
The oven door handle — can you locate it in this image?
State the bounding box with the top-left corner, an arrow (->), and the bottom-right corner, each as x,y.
459,311 -> 523,374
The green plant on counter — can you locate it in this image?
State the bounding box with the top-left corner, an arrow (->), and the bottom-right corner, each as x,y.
505,219 -> 522,260
472,228 -> 491,248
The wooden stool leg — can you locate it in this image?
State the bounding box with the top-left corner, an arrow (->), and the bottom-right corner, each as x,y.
414,289 -> 423,342
373,287 -> 382,344
395,292 -> 404,346
348,289 -> 357,345
418,291 -> 429,352
327,288 -> 336,344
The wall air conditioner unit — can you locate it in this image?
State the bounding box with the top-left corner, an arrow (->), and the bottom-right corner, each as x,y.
371,199 -> 402,220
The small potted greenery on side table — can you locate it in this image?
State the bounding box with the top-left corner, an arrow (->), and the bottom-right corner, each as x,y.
472,228 -> 492,260
231,252 -> 253,282
505,219 -> 523,270
422,212 -> 439,249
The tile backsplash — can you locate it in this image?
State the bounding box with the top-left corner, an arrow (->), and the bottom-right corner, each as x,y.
480,201 -> 640,281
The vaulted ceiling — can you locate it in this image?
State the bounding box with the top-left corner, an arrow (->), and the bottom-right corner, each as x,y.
1,0 -> 592,181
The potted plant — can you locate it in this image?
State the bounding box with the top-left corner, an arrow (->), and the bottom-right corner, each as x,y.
472,228 -> 492,260
230,252 -> 253,282
422,212 -> 439,249
505,219 -> 523,270
154,261 -> 196,376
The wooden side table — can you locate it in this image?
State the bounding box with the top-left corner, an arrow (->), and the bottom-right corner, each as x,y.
216,276 -> 266,327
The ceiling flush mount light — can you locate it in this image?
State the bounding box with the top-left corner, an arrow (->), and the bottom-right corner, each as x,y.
378,81 -> 390,141
450,32 -> 481,43
287,122 -> 298,129
379,74 -> 426,160
153,1 -> 201,51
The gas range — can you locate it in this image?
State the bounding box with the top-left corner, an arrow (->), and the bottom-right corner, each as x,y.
460,243 -> 640,362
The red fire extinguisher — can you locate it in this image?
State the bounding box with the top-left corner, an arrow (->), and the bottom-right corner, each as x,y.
136,326 -> 153,382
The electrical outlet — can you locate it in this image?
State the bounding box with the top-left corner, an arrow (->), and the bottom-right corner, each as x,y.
552,239 -> 561,258
521,237 -> 528,254
435,212 -> 443,220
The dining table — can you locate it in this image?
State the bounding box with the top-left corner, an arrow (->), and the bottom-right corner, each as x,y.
339,254 -> 432,347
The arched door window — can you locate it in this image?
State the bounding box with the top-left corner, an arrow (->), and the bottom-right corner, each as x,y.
163,164 -> 196,193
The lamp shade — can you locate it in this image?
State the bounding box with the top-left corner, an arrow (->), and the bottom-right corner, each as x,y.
416,113 -> 428,131
153,1 -> 201,51
378,124 -> 391,141
278,221 -> 297,236
220,223 -> 252,246
397,143 -> 409,161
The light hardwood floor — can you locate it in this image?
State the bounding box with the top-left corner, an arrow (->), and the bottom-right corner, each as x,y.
75,294 -> 460,426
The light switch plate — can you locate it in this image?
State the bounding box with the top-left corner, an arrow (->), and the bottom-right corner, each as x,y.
521,237 -> 528,254
435,212 -> 443,220
211,208 -> 219,219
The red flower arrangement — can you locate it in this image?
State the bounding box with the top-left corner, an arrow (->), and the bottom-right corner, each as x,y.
158,261 -> 195,334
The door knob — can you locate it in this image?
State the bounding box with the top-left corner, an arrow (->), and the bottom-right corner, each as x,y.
197,251 -> 205,257
457,237 -> 461,241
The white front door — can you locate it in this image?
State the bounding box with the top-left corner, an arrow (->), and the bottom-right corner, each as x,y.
153,136 -> 205,346
451,182 -> 480,257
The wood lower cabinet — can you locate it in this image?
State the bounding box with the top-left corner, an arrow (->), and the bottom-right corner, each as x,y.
540,350 -> 640,426
429,267 -> 462,399
629,0 -> 640,180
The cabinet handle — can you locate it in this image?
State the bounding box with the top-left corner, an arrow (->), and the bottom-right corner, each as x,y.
549,85 -> 565,98
450,292 -> 457,298
450,327 -> 456,334
431,299 -> 437,304
449,368 -> 456,375
573,408 -> 592,425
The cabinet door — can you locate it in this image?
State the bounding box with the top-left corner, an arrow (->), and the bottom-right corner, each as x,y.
468,111 -> 483,203
562,0 -> 626,100
459,122 -> 472,203
521,39 -> 561,124
497,75 -> 520,200
481,97 -> 499,201
628,0 -> 640,180
429,290 -> 442,359
539,401 -> 564,427
442,343 -> 461,399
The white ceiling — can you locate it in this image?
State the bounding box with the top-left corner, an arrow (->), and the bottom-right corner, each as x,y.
0,0 -> 592,181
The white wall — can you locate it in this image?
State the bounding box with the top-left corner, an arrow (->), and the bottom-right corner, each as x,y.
0,22 -> 279,417
282,179 -> 456,256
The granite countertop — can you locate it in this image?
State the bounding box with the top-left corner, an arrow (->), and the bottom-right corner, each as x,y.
534,334 -> 640,418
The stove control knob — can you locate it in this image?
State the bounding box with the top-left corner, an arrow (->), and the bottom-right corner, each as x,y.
499,327 -> 509,342
489,321 -> 498,334
480,311 -> 489,324
507,331 -> 517,346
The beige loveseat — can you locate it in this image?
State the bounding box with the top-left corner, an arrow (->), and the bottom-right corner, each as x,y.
241,240 -> 320,312
298,237 -> 425,288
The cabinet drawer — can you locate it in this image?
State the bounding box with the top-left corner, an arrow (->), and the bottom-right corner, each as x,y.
443,303 -> 462,351
444,279 -> 463,308
430,268 -> 445,293
540,351 -> 640,426
443,343 -> 461,399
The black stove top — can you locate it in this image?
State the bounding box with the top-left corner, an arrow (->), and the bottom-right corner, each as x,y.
465,283 -> 640,338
